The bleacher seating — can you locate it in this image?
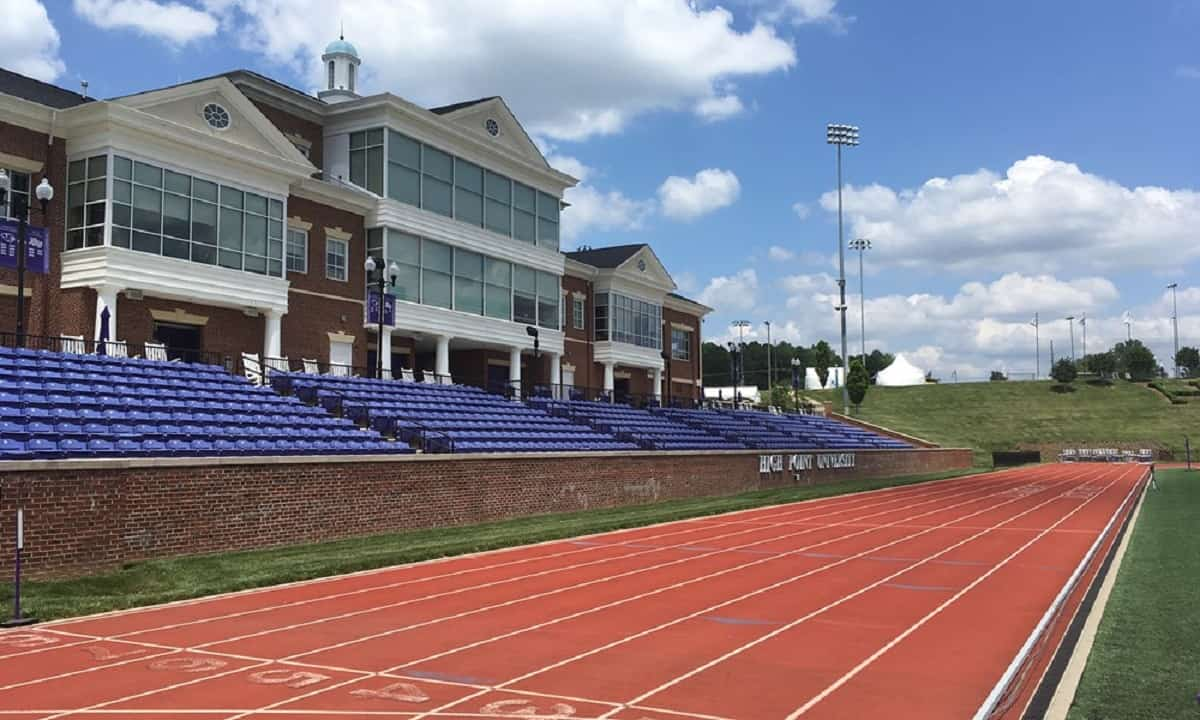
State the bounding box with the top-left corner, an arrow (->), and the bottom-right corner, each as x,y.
532,399 -> 746,450
734,410 -> 912,450
0,346 -> 407,460
272,373 -> 640,454
659,407 -> 802,450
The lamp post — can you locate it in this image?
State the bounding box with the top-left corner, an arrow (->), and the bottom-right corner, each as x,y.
732,319 -> 750,393
1065,315 -> 1076,362
827,123 -> 859,415
1122,311 -> 1132,341
763,320 -> 772,388
0,172 -> 55,348
726,341 -> 738,400
1167,283 -> 1180,377
791,357 -> 801,413
1079,312 -> 1087,360
364,255 -> 398,379
1030,313 -> 1040,380
849,237 -> 871,364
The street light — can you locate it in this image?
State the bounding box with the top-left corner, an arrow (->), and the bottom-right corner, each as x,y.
0,172 -> 54,348
1065,315 -> 1076,362
364,255 -> 398,380
1167,283 -> 1180,377
849,237 -> 871,364
827,122 -> 859,415
1079,312 -> 1087,359
1030,313 -> 1040,379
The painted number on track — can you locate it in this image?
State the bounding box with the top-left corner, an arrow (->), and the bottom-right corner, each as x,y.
349,681 -> 430,703
148,657 -> 228,673
480,699 -> 576,717
81,645 -> 147,662
248,669 -> 330,688
0,632 -> 58,649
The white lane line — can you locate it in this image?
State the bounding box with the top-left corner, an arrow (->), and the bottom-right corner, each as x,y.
786,465 -> 1138,718
401,465 -> 1090,720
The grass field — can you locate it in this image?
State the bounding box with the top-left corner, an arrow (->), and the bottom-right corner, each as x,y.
1067,468 -> 1200,720
0,468 -> 977,621
811,380 -> 1198,465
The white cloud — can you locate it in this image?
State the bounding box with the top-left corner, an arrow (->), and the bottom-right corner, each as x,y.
694,94 -> 745,121
821,155 -> 1200,273
773,0 -> 853,31
699,269 -> 758,313
768,245 -> 796,261
201,0 -> 795,141
0,0 -> 64,81
75,0 -> 218,44
791,201 -> 811,219
658,168 -> 741,220
551,154 -> 653,246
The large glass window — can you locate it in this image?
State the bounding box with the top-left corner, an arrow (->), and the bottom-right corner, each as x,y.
454,248 -> 484,315
484,257 -> 511,320
65,156 -> 106,250
537,271 -> 559,330
536,190 -> 559,251
573,297 -> 585,330
386,130 -> 420,206
387,229 -> 421,302
106,156 -> 282,275
453,159 -> 483,228
484,171 -> 511,237
671,327 -> 692,361
421,238 -> 452,308
594,292 -> 661,349
421,146 -> 453,217
349,129 -> 384,195
2,169 -> 30,221
513,265 -> 537,325
513,182 -> 536,245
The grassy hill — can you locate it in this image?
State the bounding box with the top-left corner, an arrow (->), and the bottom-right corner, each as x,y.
810,380 -> 1199,466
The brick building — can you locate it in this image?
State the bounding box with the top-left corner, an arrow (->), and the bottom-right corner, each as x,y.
0,37 -> 708,403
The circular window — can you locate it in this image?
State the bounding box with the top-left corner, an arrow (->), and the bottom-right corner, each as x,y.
202,103 -> 231,130
485,118 -> 500,137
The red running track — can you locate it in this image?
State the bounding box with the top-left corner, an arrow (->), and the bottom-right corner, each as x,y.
0,463 -> 1147,720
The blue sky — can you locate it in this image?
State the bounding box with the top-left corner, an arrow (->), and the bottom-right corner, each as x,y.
5,0 -> 1199,378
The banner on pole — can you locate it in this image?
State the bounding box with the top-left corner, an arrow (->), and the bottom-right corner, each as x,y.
365,291 -> 395,326
0,221 -> 49,274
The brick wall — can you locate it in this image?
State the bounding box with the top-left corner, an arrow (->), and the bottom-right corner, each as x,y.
0,447 -> 972,579
118,294 -> 264,361
249,99 -> 324,169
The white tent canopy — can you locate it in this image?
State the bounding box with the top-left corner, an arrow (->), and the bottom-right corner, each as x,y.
876,354 -> 926,387
804,366 -> 844,391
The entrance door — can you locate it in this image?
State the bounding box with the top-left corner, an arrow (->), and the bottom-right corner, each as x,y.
153,322 -> 203,362
329,339 -> 353,376
487,363 -> 510,395
614,377 -> 631,402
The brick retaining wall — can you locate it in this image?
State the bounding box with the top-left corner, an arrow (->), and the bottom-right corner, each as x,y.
0,447 -> 971,579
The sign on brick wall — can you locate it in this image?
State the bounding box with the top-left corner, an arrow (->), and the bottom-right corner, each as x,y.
0,220 -> 49,274
759,452 -> 856,475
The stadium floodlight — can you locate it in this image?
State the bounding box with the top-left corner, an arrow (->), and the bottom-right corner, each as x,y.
1122,311 -> 1132,341
1079,313 -> 1087,358
1030,313 -> 1040,379
849,238 -> 871,364
1167,283 -> 1180,377
731,320 -> 751,389
827,123 -> 861,415
1064,316 -> 1076,362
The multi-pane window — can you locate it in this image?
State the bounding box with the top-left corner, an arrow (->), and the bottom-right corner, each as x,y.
454,248 -> 484,315
513,265 -> 537,326
349,129 -> 384,195
1,169 -> 30,221
594,292 -> 661,349
106,156 -> 283,275
671,327 -> 692,361
326,236 -> 347,281
573,297 -> 585,330
349,127 -> 562,250
537,271 -> 559,330
387,230 -> 421,302
484,257 -> 511,320
421,238 -> 453,308
65,157 -> 105,250
286,228 -> 308,273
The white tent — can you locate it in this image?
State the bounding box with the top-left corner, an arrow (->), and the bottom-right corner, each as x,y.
804,366 -> 844,391
876,354 -> 926,387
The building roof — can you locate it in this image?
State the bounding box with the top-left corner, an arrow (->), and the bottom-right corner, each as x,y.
0,67 -> 92,109
428,96 -> 500,115
564,243 -> 648,269
667,291 -> 707,308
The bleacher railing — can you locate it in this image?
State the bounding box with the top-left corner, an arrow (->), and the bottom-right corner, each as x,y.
1,332 -> 229,368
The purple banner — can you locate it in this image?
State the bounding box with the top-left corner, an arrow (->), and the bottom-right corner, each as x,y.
0,220 -> 49,274
365,290 -> 395,326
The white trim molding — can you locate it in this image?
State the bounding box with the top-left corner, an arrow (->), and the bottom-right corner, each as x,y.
593,340 -> 664,371
373,300 -> 564,355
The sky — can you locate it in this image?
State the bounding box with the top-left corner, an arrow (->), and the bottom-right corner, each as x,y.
3,0 -> 1199,380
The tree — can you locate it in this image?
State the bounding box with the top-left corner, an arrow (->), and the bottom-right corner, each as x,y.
1111,339 -> 1157,381
766,384 -> 793,409
989,370 -> 1007,382
1051,358 -> 1078,387
865,350 -> 894,380
812,340 -> 838,388
847,359 -> 869,409
1176,347 -> 1200,377
1089,351 -> 1117,380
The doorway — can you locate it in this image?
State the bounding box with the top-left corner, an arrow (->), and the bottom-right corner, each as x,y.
153,321 -> 203,362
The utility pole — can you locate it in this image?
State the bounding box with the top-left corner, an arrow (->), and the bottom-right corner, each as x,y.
1168,283 -> 1180,377
764,320 -> 772,388
1030,313 -> 1040,379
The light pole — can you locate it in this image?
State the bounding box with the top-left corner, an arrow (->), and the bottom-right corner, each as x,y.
1167,283 -> 1180,377
1065,315 -> 1076,362
1030,313 -> 1040,379
1079,312 -> 1087,359
790,357 -> 801,412
849,237 -> 871,364
827,123 -> 859,415
763,320 -> 772,388
0,171 -> 55,348
1122,311 -> 1132,341
364,255 -> 398,379
732,320 -> 750,392
726,341 -> 738,399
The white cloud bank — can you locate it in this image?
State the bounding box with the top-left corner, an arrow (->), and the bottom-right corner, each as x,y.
74,0 -> 219,45
0,0 -> 64,81
658,169 -> 741,220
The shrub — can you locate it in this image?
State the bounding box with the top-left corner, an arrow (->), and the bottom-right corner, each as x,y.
989,370 -> 1007,382
847,359 -> 869,408
1051,358 -> 1078,387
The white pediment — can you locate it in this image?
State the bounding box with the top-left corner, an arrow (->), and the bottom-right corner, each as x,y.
616,246 -> 676,292
113,78 -> 315,171
436,98 -> 551,171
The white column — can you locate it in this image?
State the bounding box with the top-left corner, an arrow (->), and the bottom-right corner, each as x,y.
603,362 -> 615,400
549,352 -> 561,399
94,285 -> 120,341
509,346 -> 522,396
435,335 -> 451,379
263,310 -> 282,359
652,367 -> 663,402
379,329 -> 392,379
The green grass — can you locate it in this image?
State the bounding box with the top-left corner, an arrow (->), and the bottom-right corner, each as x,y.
811,380 -> 1197,465
1,468 -> 978,621
1067,469 -> 1200,720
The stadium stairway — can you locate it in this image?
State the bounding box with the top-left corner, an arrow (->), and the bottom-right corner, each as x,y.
271,373 -> 640,454
0,346 -> 408,460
